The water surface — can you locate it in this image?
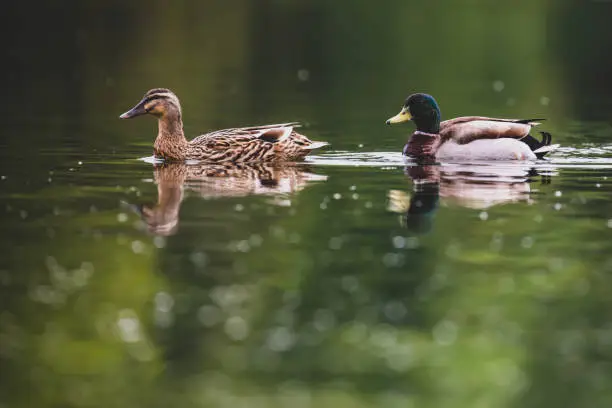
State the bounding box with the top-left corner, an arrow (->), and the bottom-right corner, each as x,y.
2,1 -> 612,407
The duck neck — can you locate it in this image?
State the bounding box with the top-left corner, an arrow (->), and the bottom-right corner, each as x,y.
415,109 -> 441,134
154,111 -> 189,160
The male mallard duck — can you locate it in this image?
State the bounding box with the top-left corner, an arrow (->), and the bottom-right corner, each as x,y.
386,93 -> 558,161
120,88 -> 328,162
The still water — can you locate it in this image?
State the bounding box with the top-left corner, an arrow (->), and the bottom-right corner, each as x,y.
2,1 -> 612,407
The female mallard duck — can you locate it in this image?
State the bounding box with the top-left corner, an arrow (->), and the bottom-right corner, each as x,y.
120,88 -> 328,162
386,93 -> 558,161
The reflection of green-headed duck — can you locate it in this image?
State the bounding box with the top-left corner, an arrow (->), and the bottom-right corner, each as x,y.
386,93 -> 558,161
120,88 -> 328,162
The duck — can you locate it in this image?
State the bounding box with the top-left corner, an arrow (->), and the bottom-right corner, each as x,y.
120,88 -> 328,162
386,93 -> 558,161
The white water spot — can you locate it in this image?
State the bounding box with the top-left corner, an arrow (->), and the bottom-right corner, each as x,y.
225,316 -> 249,341
382,252 -> 403,267
329,236 -> 343,250
607,219 -> 612,228
392,236 -> 406,249
521,236 -> 534,249
358,144 -> 364,148
350,185 -> 357,191
445,242 -> 461,258
190,252 -> 208,267
78,161 -> 83,165
549,257 -> 565,271
155,292 -> 174,313
498,275 -> 515,294
555,190 -> 562,197
131,240 -> 145,254
117,213 -> 128,223
288,232 -> 301,244
370,326 -> 398,348
343,322 -> 368,344
270,225 -> 286,239
155,310 -> 174,329
235,240 -> 250,252
116,310 -> 142,343
352,193 -> 359,200
333,193 -> 342,200
153,236 -> 166,248
493,80 -> 505,92
479,211 -> 489,221
554,203 -> 562,211
198,305 -> 222,327
297,69 -> 310,81
386,349 -> 415,373
384,300 -> 407,321
433,320 -> 458,346
341,275 -> 359,293
234,204 -> 244,212
267,327 -> 295,352
314,309 -> 336,332
405,237 -> 419,249
540,96 -> 550,106
249,234 -> 263,247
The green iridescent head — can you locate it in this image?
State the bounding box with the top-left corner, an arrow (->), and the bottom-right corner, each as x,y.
386,93 -> 442,133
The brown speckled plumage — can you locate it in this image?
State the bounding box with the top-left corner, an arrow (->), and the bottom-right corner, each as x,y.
120,88 -> 328,162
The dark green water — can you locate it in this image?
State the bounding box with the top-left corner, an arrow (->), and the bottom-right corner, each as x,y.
2,1 -> 612,407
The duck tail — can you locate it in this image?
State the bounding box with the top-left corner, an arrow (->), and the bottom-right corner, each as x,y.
517,118 -> 546,126
304,141 -> 329,150
522,131 -> 559,159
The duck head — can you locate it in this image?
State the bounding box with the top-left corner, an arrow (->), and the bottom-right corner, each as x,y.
386,93 -> 442,134
120,88 -> 182,120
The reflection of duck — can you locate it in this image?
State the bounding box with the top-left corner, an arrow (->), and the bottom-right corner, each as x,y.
134,163 -> 327,235
120,89 -> 328,162
388,163 -> 554,232
386,93 -> 558,161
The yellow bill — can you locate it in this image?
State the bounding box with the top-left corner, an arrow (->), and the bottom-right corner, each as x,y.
386,107 -> 412,124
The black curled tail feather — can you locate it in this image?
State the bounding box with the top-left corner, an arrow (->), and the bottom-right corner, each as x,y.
521,131 -> 554,159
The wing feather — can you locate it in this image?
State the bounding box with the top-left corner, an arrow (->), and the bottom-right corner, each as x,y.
440,116 -> 543,144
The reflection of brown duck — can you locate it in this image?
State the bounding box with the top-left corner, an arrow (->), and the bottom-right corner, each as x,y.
136,163 -> 327,235
388,163 -> 554,232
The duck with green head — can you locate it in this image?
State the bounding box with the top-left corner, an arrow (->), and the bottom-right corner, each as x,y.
386,93 -> 558,161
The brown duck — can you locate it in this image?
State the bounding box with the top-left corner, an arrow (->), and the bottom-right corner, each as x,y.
120,88 -> 328,162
